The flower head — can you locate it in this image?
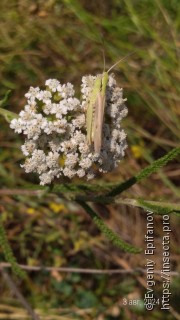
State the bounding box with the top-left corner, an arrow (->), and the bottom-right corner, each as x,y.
10,74 -> 128,185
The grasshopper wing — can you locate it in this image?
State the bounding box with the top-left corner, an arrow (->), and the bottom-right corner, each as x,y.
94,92 -> 106,153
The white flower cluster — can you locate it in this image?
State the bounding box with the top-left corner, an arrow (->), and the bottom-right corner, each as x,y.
10,75 -> 128,185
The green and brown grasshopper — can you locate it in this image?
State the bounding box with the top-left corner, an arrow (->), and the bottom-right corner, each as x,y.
86,53 -> 133,153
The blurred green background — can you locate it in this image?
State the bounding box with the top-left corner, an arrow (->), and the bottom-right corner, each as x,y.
0,0 -> 179,319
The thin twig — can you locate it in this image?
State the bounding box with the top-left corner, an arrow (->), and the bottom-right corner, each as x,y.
0,189 -> 46,196
0,267 -> 40,320
0,262 -> 179,276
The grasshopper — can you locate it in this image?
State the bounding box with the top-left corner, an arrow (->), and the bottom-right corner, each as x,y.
86,53 -> 134,153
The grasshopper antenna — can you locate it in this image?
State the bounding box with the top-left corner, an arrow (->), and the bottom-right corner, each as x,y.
107,51 -> 136,73
97,33 -> 106,72
102,49 -> 106,72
